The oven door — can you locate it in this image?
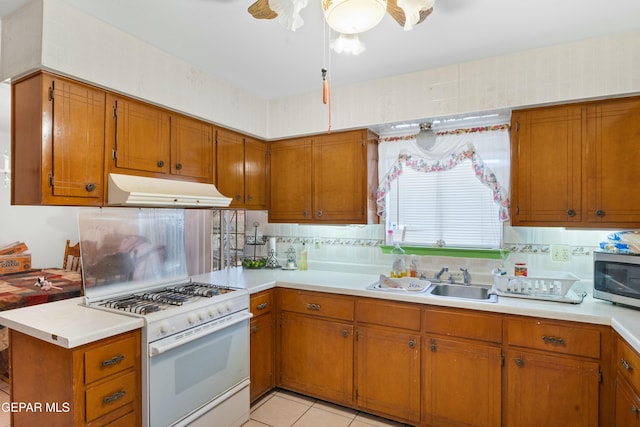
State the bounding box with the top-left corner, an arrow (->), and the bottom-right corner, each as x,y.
148,311 -> 251,427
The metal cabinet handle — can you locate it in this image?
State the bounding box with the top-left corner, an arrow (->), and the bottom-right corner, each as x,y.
632,406 -> 639,414
621,358 -> 633,372
342,330 -> 349,338
103,390 -> 126,404
85,183 -> 96,192
303,211 -> 308,217
515,357 -> 524,367
248,195 -> 254,201
596,209 -> 606,217
430,338 -> 437,352
256,303 -> 268,311
542,335 -> 565,345
251,326 -> 258,334
566,209 -> 576,217
157,160 -> 165,168
175,163 -> 182,170
408,340 -> 416,349
307,303 -> 321,311
101,354 -> 125,368
317,210 -> 323,217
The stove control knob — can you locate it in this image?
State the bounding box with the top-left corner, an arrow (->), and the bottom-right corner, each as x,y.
159,321 -> 171,335
208,308 -> 216,318
217,305 -> 224,314
187,313 -> 197,325
197,310 -> 206,321
225,303 -> 232,313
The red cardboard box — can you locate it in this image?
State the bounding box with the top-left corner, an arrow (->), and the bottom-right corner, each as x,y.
0,253 -> 32,274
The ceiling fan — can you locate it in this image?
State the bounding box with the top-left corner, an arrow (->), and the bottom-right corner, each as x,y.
248,0 -> 435,34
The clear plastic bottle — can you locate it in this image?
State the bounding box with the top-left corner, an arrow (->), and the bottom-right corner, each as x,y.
409,255 -> 418,278
391,244 -> 406,278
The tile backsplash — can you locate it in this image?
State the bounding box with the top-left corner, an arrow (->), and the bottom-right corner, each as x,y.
241,210 -> 615,292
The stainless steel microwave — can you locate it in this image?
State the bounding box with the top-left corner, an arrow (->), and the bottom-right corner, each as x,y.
594,251 -> 640,308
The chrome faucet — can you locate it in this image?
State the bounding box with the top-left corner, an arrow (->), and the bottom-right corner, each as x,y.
460,267 -> 471,286
435,267 -> 448,281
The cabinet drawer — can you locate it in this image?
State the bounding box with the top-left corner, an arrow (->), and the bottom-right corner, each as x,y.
507,318 -> 601,358
424,308 -> 502,343
251,290 -> 273,316
279,289 -> 354,321
85,370 -> 136,422
617,336 -> 640,394
104,410 -> 136,427
356,298 -> 421,331
85,334 -> 137,384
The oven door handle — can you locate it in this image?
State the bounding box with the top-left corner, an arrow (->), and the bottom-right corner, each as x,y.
149,311 -> 253,357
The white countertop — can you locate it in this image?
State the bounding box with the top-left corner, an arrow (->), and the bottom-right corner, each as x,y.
194,268 -> 640,353
0,297 -> 143,349
1,268 -> 638,352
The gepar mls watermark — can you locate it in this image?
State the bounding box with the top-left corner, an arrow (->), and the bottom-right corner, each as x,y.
2,401 -> 71,413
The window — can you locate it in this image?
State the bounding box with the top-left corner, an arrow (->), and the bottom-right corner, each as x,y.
378,120 -> 510,249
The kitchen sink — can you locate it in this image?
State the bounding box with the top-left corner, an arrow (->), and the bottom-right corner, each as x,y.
427,283 -> 498,303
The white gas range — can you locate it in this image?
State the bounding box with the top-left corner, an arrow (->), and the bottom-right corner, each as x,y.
79,209 -> 251,427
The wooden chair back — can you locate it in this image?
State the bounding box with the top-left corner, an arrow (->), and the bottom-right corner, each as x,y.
63,240 -> 81,272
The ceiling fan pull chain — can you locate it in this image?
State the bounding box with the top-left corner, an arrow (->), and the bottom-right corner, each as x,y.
321,68 -> 332,133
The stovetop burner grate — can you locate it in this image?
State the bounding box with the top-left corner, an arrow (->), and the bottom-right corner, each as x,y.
97,281 -> 239,314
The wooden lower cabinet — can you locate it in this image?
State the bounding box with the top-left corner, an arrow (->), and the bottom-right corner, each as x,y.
423,337 -> 502,427
355,298 -> 421,424
616,373 -> 640,427
250,290 -> 275,403
506,349 -> 599,427
10,329 -> 141,427
279,311 -> 354,405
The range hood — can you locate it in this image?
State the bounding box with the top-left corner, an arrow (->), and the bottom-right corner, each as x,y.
107,173 -> 232,208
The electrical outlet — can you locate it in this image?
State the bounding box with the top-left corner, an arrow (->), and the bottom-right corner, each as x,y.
551,244 -> 572,262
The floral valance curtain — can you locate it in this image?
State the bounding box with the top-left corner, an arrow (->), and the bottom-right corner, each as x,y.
376,124 -> 511,221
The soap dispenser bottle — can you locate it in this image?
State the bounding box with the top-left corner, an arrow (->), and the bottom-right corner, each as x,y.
409,255 -> 418,278
299,243 -> 308,271
390,244 -> 406,278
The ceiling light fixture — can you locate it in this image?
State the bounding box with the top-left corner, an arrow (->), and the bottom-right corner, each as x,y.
248,0 -> 436,54
416,122 -> 436,149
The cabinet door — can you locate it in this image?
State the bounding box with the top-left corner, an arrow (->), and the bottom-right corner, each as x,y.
585,97 -> 640,226
423,337 -> 501,427
13,73 -> 105,206
216,129 -> 245,207
108,95 -> 171,175
279,312 -> 353,405
171,115 -> 213,181
244,138 -> 268,209
269,138 -> 312,222
313,131 -> 366,222
506,350 -> 599,427
250,314 -> 274,403
616,374 -> 640,427
511,106 -> 583,226
356,326 -> 420,424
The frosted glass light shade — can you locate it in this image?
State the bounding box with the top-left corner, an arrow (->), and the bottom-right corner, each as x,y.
322,0 -> 387,34
330,33 -> 366,55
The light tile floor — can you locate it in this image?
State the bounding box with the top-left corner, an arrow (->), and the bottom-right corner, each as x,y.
0,381 -> 411,427
245,389 -> 413,427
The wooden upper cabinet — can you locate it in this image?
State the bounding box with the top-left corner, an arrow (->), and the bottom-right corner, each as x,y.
511,104 -> 582,226
12,72 -> 105,206
269,129 -> 378,224
216,128 -> 267,209
511,96 -> 640,228
269,137 -> 313,221
584,97 -> 640,225
107,94 -> 171,176
106,95 -> 214,183
171,115 -> 213,181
